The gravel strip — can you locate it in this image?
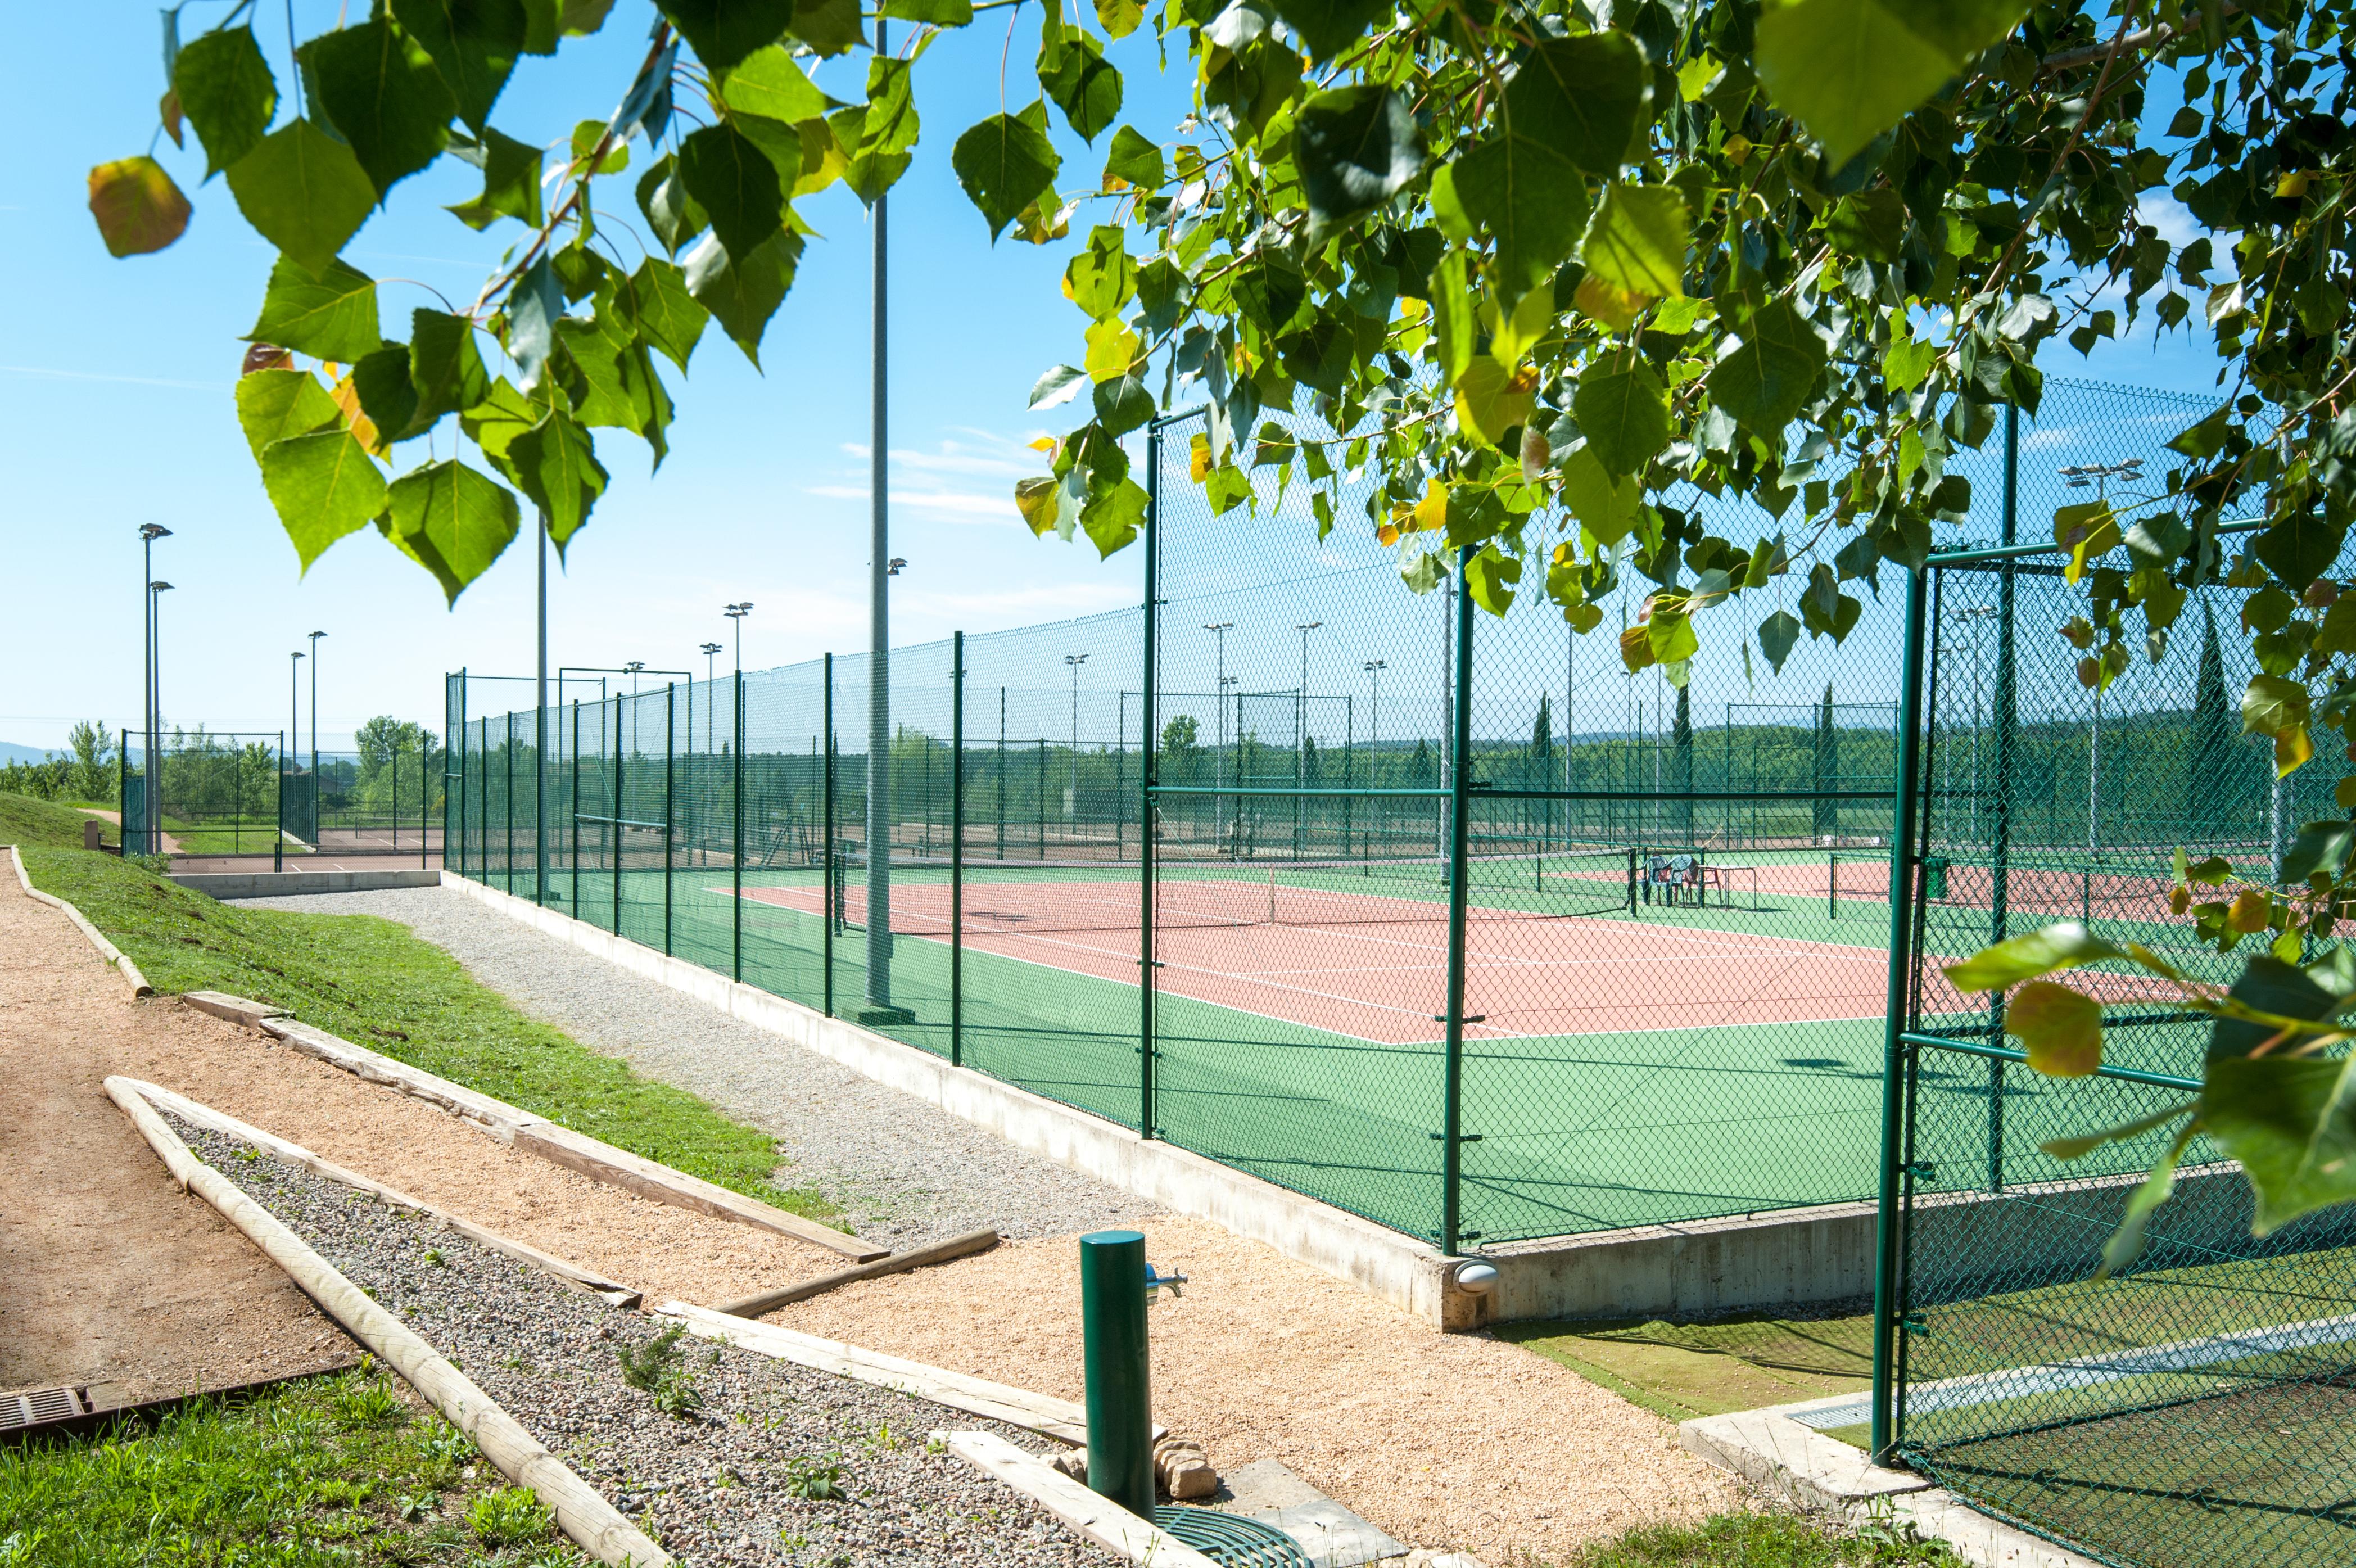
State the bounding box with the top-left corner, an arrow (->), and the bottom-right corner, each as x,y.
244,887 -> 1159,1246
177,1118 -> 1110,1567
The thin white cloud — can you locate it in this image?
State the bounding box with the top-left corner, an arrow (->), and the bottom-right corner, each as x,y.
807,482 -> 1020,521
1,364 -> 221,391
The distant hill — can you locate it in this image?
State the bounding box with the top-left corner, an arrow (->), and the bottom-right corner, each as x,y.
0,740 -> 58,765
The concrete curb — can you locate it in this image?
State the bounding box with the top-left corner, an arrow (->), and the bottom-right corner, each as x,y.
172,868 -> 442,899
8,844 -> 153,998
439,870 -> 1481,1327
1679,1406 -> 2102,1567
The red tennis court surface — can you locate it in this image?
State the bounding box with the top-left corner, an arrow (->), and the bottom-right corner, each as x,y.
734,876 -> 1895,1046
1726,857 -> 2178,916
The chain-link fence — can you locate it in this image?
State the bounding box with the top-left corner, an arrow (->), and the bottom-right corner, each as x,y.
121,722 -> 442,862
1862,437 -> 2356,1566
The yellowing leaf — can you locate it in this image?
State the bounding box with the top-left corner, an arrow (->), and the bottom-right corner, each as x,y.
1574,274 -> 1648,333
2006,980 -> 2104,1078
1455,359 -> 1538,446
331,372 -> 388,459
1413,478 -> 1449,534
87,156 -> 191,257
1188,432 -> 1212,482
2052,500 -> 2120,585
1084,317 -> 1142,381
1027,435 -> 1059,453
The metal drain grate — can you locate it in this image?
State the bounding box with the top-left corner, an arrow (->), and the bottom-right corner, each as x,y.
0,1385 -> 95,1433
1153,1506 -> 1313,1567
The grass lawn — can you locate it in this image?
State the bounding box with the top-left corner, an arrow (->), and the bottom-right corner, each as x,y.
6,803 -> 834,1223
0,1366 -> 583,1567
1501,1308 -> 1874,1425
1563,1513 -> 1961,1566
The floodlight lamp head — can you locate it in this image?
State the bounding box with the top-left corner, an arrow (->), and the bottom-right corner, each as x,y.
141,523 -> 171,541
150,580 -> 174,592
699,641 -> 723,655
887,557 -> 907,575
2066,477 -> 2091,489
2058,466 -> 2083,477
310,629 -> 327,640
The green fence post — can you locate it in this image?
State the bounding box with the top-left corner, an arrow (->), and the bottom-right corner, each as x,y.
733,671 -> 745,986
951,632 -> 965,1068
504,715 -> 515,894
997,688 -> 1006,860
612,697 -> 623,935
664,683 -> 676,956
570,702 -> 581,913
1140,430 -> 1161,1139
1871,563 -> 1932,1463
422,731 -> 431,871
824,653 -> 835,1016
1440,545 -> 1476,1257
1079,1230 -> 1154,1518
274,730 -> 284,873
1988,402 -> 2020,1194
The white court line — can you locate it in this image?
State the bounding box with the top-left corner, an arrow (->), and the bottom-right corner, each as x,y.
1789,1313 -> 2356,1433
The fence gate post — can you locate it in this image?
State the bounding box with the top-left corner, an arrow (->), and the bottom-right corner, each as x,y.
1440,545 -> 1476,1256
570,702 -> 581,912
274,731 -> 284,873
951,632 -> 965,1068
612,697 -> 623,936
733,672 -> 745,985
1989,402 -> 2021,1192
1139,423 -> 1161,1139
1871,563 -> 1932,1462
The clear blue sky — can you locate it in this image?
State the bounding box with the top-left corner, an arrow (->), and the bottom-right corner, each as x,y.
0,8 -> 2222,753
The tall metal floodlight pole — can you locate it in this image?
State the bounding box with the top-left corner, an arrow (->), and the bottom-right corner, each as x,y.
1295,619 -> 1322,757
865,12 -> 897,1019
138,525 -> 171,852
699,641 -> 722,867
150,579 -> 174,850
1065,654 -> 1089,819
307,630 -> 328,784
290,650 -> 304,841
726,604 -> 752,672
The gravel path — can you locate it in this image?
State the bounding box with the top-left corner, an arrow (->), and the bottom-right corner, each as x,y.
245,887 -> 1159,1248
177,1119 -> 1109,1567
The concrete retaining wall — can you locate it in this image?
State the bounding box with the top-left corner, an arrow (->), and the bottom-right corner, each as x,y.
175,869 -> 443,900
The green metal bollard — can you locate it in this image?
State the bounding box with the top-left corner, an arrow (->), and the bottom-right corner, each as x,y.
1080,1230 -> 1154,1517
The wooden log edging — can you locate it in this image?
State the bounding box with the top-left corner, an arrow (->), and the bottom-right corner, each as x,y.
103,1076 -> 672,1568
118,1076 -> 643,1309
943,1430 -> 1220,1567
713,1227 -> 1000,1318
8,844 -> 152,998
255,1015 -> 890,1263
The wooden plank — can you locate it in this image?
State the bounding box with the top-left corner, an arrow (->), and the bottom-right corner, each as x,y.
179,991 -> 288,1028
512,1122 -> 887,1262
103,1076 -> 672,1568
258,1018 -> 531,1140
256,1014 -> 890,1262
944,1430 -> 1221,1568
9,844 -> 152,997
658,1301 -> 1141,1448
119,1077 -> 641,1309
713,1227 -> 1000,1317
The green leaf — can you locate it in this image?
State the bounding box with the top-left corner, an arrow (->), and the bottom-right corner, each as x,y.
717,44 -> 831,123
504,409 -> 607,553
1825,187 -> 1907,261
635,154 -> 709,255
1294,86 -> 1423,241
787,0 -> 862,55
173,26 -> 278,178
235,368 -> 343,460
2093,1124 -> 2197,1277
1269,0 -> 1389,61
1945,922 -> 2128,993
2051,499 -> 2119,585
678,123 -> 784,261
2206,1055 -> 2356,1235
87,157 -> 192,258
1434,137 -> 1588,308
1104,125 -> 1164,191
2283,821 -> 2356,885
1431,251 -> 1474,384
1030,365 -> 1087,408
2004,980 -> 2104,1077
409,309 -> 490,430
507,254 -> 563,392
460,377 -> 555,463
247,256 -> 381,364
655,0 -> 797,70
382,458 -> 521,603
2256,514 -> 2348,591
261,430 -> 390,570
225,119 -> 379,274
352,344 -> 422,444
1465,546 -> 1521,616
1757,609 -> 1801,674
1754,0 -> 2029,168
1093,372 -> 1155,437
1080,476 -> 1148,557
1559,445 -> 1641,548
301,19 -> 456,200
1707,299 -> 1826,435
389,0 -> 525,133
884,0 -> 973,19
1092,0 -> 1141,40
621,259 -> 708,373
1040,31 -> 1122,144
2241,672 -> 2313,742
2208,956 -> 2339,1062
843,58 -> 918,204
1454,359 -> 1535,447
1580,183 -> 1687,300
1573,351 -> 1669,478
446,128 -> 544,229
1064,225 -> 1136,320
2168,406 -> 2232,460
952,110 -> 1061,241
684,229 -> 801,366
2039,1102 -> 2199,1162
1511,32 -> 1652,174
